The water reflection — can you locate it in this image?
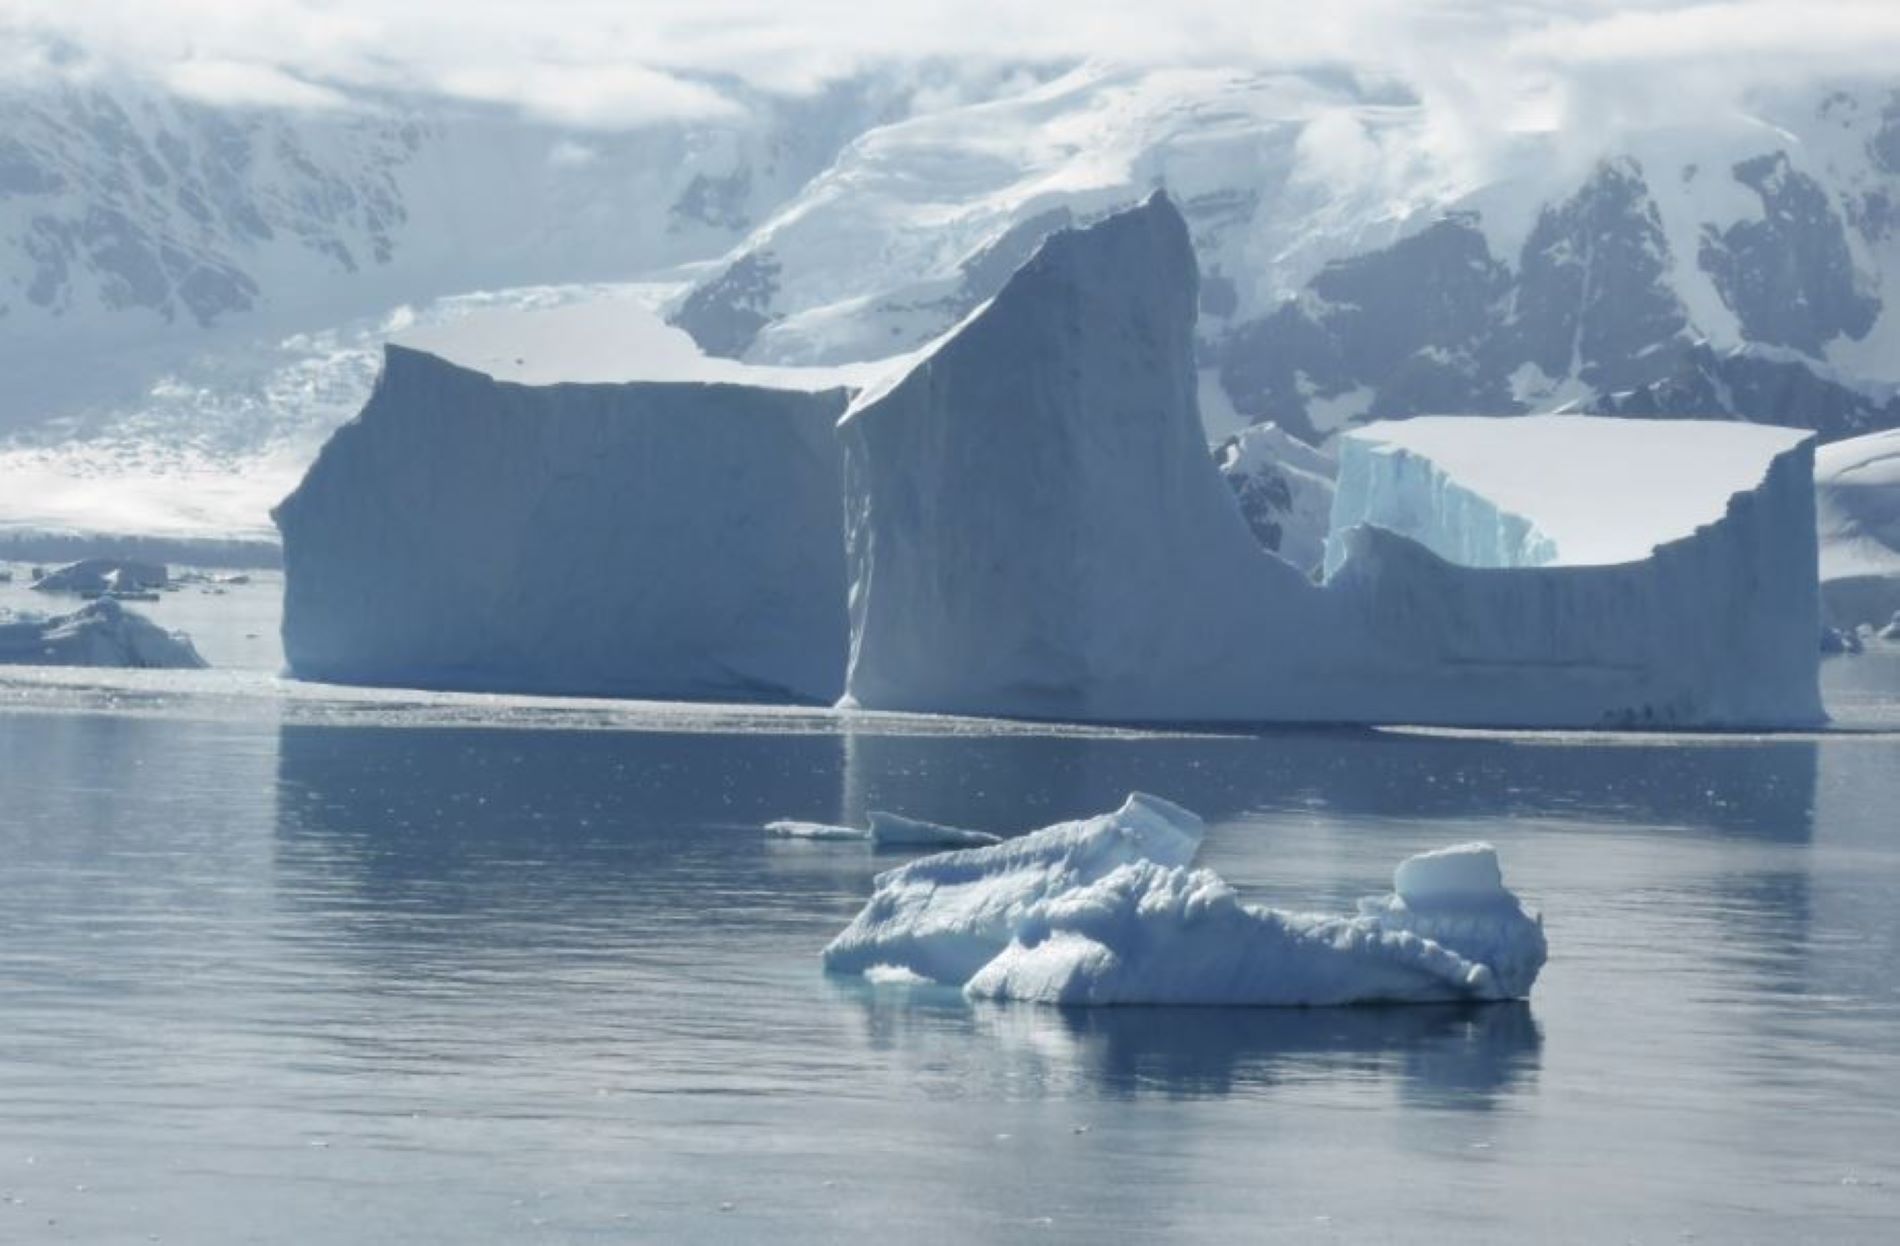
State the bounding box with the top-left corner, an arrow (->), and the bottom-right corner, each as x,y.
840,727 -> 1818,840
834,976 -> 1540,1106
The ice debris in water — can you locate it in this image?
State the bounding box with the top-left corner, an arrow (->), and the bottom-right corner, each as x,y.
765,812 -> 1002,848
826,794 -> 1546,1007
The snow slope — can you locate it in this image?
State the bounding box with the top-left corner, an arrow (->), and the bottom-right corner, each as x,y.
1214,423 -> 1336,574
274,342 -> 858,702
1815,427 -> 1900,626
1327,416 -> 1814,572
839,195 -> 1824,728
678,63 -> 1900,441
826,794 -> 1547,1007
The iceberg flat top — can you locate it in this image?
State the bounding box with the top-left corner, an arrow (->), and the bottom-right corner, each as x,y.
1345,415 -> 1811,565
395,295 -> 892,392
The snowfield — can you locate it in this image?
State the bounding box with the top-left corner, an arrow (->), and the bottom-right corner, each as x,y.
827,794 -> 1548,1008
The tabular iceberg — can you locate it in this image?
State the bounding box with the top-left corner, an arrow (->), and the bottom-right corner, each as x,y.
839,192 -> 1824,728
275,343 -> 856,702
1815,428 -> 1900,630
827,794 -> 1547,1008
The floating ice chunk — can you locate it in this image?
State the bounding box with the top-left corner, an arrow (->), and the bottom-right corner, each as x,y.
821,793 -> 1205,984
765,812 -> 1003,848
828,799 -> 1546,1008
1393,842 -> 1506,904
765,820 -> 870,842
866,813 -> 1002,849
0,598 -> 206,669
964,860 -> 1534,1006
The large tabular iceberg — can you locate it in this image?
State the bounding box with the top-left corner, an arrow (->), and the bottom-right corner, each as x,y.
275,323 -> 861,702
838,193 -> 1824,728
828,795 -> 1548,1007
1814,428 -> 1900,630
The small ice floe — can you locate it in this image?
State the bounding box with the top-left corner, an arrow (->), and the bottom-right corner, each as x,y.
825,794 -> 1546,1007
765,812 -> 1003,849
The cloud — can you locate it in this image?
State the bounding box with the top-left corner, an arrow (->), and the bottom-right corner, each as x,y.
2,0 -> 1898,141
162,58 -> 353,111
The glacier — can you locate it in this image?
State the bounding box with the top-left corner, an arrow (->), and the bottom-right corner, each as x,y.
839,193 -> 1826,728
0,598 -> 206,669
827,794 -> 1547,1008
1815,428 -> 1900,629
274,325 -> 868,701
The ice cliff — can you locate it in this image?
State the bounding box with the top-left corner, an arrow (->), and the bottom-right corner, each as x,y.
274,344 -> 854,702
1815,428 -> 1900,628
827,795 -> 1548,1008
839,194 -> 1825,728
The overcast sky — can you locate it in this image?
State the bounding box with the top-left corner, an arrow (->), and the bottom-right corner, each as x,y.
4,0 -> 1899,133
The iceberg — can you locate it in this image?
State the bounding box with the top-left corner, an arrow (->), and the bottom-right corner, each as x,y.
31,558 -> 170,596
827,795 -> 1547,1007
838,193 -> 1824,728
821,793 -> 1205,984
1815,427 -> 1900,629
0,598 -> 207,669
275,339 -> 859,703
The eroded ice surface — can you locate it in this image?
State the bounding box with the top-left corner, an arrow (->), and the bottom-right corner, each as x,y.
821,793 -> 1205,984
0,598 -> 207,669
829,796 -> 1546,1007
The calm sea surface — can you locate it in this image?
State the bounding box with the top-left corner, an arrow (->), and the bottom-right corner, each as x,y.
3,569 -> 1898,1242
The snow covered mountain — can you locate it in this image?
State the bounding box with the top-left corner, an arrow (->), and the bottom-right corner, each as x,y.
0,70 -> 940,430
672,64 -> 1900,442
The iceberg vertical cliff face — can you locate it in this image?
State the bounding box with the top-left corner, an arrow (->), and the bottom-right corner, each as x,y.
1327,441 -> 1556,575
838,193 -> 1321,721
840,195 -> 1824,728
275,346 -> 852,702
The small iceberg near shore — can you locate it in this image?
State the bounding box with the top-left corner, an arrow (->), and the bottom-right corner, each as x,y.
826,794 -> 1545,1007
766,811 -> 1003,849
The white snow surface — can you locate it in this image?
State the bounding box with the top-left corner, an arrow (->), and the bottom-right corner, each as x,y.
827,795 -> 1546,1007
274,343 -> 855,702
1331,416 -> 1813,569
1815,428 -> 1900,627
821,793 -> 1206,985
839,195 -> 1824,728
394,294 -> 891,392
0,598 -> 207,669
